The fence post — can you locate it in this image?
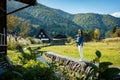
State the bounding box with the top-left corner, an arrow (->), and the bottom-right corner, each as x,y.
4,28 -> 5,45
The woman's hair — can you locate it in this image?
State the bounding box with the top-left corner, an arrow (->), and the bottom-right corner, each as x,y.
78,29 -> 83,34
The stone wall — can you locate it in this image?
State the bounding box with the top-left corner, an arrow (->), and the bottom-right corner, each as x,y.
44,52 -> 94,79
44,51 -> 120,80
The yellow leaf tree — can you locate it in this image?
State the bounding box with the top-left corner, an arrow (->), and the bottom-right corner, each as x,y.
94,28 -> 100,40
7,15 -> 19,33
20,21 -> 31,37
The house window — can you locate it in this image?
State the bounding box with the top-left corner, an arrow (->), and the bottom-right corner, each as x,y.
42,35 -> 45,37
39,35 -> 41,38
41,32 -> 43,34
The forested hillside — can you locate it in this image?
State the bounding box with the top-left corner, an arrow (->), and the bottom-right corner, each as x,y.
7,0 -> 120,38
73,13 -> 120,37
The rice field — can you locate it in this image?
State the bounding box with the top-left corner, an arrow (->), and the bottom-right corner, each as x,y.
41,42 -> 120,67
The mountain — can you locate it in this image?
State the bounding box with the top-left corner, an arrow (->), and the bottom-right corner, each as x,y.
7,0 -> 120,38
7,0 -> 81,37
73,13 -> 120,33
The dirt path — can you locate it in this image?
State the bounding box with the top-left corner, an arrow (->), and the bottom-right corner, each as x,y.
46,51 -> 89,63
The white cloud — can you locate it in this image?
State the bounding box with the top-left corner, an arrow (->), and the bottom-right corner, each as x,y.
111,12 -> 120,18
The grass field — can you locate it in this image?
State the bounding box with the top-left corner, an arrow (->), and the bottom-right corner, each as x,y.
41,42 -> 120,67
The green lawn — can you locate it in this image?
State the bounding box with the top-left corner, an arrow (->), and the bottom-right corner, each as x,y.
41,42 -> 120,67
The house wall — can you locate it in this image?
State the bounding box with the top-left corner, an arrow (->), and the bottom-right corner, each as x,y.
42,39 -> 51,43
51,38 -> 66,45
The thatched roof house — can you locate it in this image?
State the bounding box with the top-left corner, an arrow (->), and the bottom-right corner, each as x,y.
36,29 -> 51,43
36,29 -> 67,45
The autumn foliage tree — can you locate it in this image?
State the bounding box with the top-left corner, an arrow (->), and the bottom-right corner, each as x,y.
94,28 -> 100,40
7,15 -> 19,34
113,29 -> 120,37
7,15 -> 31,37
20,21 -> 31,37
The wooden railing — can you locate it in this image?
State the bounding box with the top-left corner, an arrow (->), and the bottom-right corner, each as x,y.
0,28 -> 6,46
0,28 -> 6,56
0,28 -> 9,73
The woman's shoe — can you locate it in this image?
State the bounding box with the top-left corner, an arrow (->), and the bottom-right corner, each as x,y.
79,59 -> 83,61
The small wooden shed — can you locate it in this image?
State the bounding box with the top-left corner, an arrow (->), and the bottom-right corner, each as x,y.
51,34 -> 67,45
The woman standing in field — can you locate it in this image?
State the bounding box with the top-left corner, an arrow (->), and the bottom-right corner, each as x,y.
77,29 -> 84,61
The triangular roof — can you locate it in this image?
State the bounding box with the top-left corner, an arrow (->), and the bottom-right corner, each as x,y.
36,29 -> 51,40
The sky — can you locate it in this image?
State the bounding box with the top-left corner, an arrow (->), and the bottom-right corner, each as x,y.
38,0 -> 120,17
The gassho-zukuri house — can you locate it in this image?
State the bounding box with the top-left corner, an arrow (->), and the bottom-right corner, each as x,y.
36,29 -> 67,45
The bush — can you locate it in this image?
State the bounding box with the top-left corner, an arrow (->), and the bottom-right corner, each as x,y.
27,37 -> 41,44
23,60 -> 55,80
84,50 -> 120,80
7,40 -> 19,50
0,60 -> 56,80
6,48 -> 58,80
67,37 -> 73,43
7,37 -> 28,50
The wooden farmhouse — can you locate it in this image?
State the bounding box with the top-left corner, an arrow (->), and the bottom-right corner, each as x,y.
36,29 -> 67,45
51,34 -> 67,45
36,29 -> 51,43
